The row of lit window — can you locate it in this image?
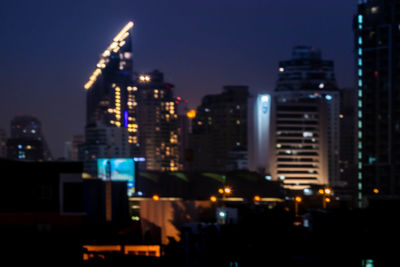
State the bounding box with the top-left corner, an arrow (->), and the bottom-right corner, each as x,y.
357,13 -> 363,206
115,86 -> 122,126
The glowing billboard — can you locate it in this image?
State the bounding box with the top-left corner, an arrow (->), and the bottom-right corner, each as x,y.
97,158 -> 135,196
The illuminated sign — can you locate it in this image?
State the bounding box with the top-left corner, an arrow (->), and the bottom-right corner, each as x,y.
97,158 -> 135,196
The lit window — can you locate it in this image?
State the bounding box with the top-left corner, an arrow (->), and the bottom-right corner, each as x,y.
279,67 -> 284,72
371,6 -> 378,14
358,14 -> 363,24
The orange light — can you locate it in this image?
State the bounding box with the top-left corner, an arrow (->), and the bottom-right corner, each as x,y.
224,187 -> 231,194
373,188 -> 379,194
186,109 -> 196,119
318,189 -> 324,195
210,196 -> 217,202
218,188 -> 224,194
152,195 -> 160,201
295,196 -> 302,203
325,197 -> 331,203
254,195 -> 261,202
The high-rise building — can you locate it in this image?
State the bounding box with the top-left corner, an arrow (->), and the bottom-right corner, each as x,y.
0,129 -> 7,158
190,86 -> 249,172
355,1 -> 400,206
82,22 -> 137,175
269,46 -> 340,190
6,115 -> 52,161
135,70 -> 181,171
84,21 -> 135,129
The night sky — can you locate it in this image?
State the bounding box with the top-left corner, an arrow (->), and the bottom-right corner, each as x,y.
0,0 -> 356,158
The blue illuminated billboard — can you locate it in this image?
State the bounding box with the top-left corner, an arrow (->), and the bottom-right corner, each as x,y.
97,158 -> 135,196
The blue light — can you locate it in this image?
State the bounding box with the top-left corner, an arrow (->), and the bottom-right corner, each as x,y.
325,94 -> 332,101
358,37 -> 363,45
358,14 -> 363,24
358,48 -> 362,56
124,110 -> 129,128
358,79 -> 363,87
133,157 -> 146,162
358,69 -> 363,76
358,58 -> 362,66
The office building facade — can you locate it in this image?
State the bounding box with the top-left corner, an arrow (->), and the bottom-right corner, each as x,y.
355,0 -> 400,206
82,22 -> 138,175
270,46 -> 340,190
190,86 -> 249,171
135,70 -> 181,171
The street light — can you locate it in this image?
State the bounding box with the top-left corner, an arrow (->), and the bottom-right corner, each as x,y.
210,195 -> 217,202
319,187 -> 333,209
294,196 -> 302,217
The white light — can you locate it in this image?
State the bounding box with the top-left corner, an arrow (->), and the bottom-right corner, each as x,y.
279,67 -> 284,72
261,95 -> 269,102
303,132 -> 313,137
219,211 -> 226,218
319,83 -> 325,89
303,188 -> 313,196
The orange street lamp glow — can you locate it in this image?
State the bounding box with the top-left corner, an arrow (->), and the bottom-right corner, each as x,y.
152,195 -> 160,201
218,188 -> 224,194
187,109 -> 196,119
224,187 -> 231,194
325,197 -> 331,203
373,188 -> 379,194
254,195 -> 261,202
318,189 -> 324,195
295,196 -> 302,203
210,196 -> 217,202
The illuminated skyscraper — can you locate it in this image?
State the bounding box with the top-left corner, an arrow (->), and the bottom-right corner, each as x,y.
270,46 -> 340,190
135,70 -> 181,171
84,21 -> 135,130
355,1 -> 400,206
82,22 -> 137,175
190,86 -> 249,171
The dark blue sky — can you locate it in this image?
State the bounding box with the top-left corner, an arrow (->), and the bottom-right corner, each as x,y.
0,0 -> 357,158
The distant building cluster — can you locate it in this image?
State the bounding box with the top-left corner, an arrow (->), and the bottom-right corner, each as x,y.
3,2 -> 399,210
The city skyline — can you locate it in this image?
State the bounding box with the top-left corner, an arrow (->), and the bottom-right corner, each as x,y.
0,0 -> 356,158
